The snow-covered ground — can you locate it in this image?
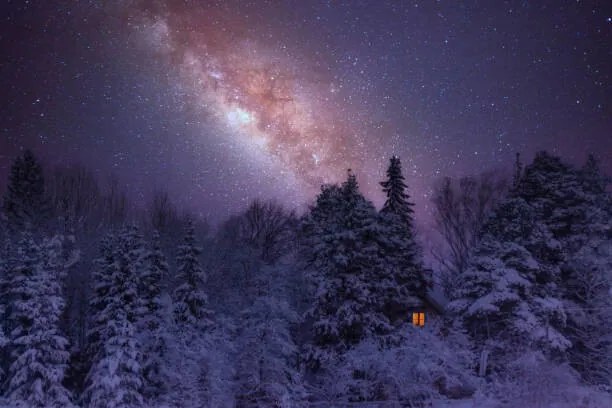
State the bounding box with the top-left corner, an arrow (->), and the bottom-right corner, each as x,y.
434,389 -> 612,408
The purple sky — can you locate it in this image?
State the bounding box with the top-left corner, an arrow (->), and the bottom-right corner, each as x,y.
1,1 -> 610,227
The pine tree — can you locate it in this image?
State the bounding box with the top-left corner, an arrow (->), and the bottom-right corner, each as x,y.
116,225 -> 147,324
448,198 -> 570,373
518,151 -> 590,248
563,154 -> 611,385
83,316 -> 143,408
5,236 -> 74,407
301,171 -> 392,370
86,234 -> 117,368
518,151 -> 612,383
378,156 -> 430,324
2,150 -> 51,233
5,233 -> 41,349
564,231 -> 612,385
139,230 -> 169,398
173,219 -> 212,327
82,227 -> 145,407
141,231 -> 166,330
380,156 -> 415,227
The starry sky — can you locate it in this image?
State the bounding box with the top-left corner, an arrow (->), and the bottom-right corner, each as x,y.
1,0 -> 610,225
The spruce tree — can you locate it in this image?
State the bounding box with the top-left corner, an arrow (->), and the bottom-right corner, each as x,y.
378,156 -> 430,324
2,150 -> 51,233
86,234 -> 117,368
6,236 -> 74,407
140,230 -> 169,398
82,227 -> 145,407
83,316 -> 143,408
115,225 -> 147,324
563,155 -> 611,385
141,231 -> 166,330
518,151 -> 590,247
448,198 -> 570,373
5,233 -> 40,349
564,231 -> 612,385
173,219 -> 212,327
301,171 -> 392,370
380,156 -> 415,227
518,151 -> 612,383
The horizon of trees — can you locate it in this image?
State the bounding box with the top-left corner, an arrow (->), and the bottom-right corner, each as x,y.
0,148 -> 609,407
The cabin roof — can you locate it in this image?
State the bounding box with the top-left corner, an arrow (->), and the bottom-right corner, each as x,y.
422,287 -> 448,315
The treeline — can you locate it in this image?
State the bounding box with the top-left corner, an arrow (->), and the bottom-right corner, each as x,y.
0,150 -> 609,407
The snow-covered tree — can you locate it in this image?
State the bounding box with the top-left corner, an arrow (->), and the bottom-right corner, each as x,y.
139,230 -> 169,399
518,151 -> 591,250
173,219 -> 212,327
140,231 -> 166,330
328,322 -> 476,406
563,233 -> 612,385
378,156 -> 430,324
448,198 -> 570,372
5,236 -> 74,407
83,316 -> 143,408
301,171 -> 392,370
5,233 -> 41,352
82,226 -> 145,407
115,225 -> 147,324
518,152 -> 612,384
2,150 -> 52,234
85,233 -> 117,368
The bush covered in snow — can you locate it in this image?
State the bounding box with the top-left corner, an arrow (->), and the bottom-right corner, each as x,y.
324,323 -> 477,406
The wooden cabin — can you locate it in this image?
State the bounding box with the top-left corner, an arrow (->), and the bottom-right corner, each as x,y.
409,290 -> 446,327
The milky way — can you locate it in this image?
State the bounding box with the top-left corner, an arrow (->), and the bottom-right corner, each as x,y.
1,0 -> 610,225
128,1 -> 378,200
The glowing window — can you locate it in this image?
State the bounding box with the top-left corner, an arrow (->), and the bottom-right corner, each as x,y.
412,312 -> 425,327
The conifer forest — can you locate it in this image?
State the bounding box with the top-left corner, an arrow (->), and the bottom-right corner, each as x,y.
0,150 -> 609,407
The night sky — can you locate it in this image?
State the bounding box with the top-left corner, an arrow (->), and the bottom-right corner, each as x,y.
1,0 -> 611,225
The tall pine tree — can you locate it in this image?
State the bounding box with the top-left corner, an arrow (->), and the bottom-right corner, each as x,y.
82,227 -> 145,407
85,234 -> 117,371
517,151 -> 612,384
139,230 -> 169,399
5,235 -> 74,407
173,219 -> 212,327
518,151 -> 590,248
448,197 -> 570,373
378,156 -> 430,324
301,171 -> 392,370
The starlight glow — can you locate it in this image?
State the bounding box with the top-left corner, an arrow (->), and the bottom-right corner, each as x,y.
227,107 -> 254,128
